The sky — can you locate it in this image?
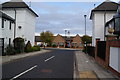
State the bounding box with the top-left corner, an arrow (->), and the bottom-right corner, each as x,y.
0,0 -> 119,36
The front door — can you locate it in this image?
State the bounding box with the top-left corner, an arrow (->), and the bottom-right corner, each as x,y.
65,42 -> 71,48
0,38 -> 4,55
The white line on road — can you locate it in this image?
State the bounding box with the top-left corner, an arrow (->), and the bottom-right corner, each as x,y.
45,56 -> 55,62
10,65 -> 37,80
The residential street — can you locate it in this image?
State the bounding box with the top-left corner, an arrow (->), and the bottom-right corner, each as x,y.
2,49 -> 75,79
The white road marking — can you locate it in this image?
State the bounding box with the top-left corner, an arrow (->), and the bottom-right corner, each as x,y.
10,65 -> 37,80
45,56 -> 55,62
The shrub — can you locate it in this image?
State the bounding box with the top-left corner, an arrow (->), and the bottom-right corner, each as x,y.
5,45 -> 15,55
24,41 -> 33,53
32,45 -> 41,51
13,37 -> 25,53
52,44 -> 56,47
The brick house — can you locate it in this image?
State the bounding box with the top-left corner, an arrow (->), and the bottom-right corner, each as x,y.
35,34 -> 83,49
72,34 -> 83,48
52,34 -> 66,48
52,34 -> 83,49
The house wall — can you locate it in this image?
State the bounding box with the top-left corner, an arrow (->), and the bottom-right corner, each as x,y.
1,18 -> 14,49
3,8 -> 36,46
24,9 -> 36,46
0,17 -> 2,38
92,11 -> 116,46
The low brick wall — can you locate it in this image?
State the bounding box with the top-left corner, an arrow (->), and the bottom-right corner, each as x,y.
95,39 -> 120,77
106,39 -> 120,77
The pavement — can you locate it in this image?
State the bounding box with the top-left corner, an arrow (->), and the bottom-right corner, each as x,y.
75,51 -> 120,79
1,49 -> 51,64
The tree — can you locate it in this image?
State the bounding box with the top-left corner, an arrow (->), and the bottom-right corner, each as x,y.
82,35 -> 92,44
40,31 -> 54,46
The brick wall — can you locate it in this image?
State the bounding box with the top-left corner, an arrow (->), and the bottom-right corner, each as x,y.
106,39 -> 120,77
95,35 -> 120,77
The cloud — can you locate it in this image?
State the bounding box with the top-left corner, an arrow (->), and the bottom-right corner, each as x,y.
32,2 -> 94,36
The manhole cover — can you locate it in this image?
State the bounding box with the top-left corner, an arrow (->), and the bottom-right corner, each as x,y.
41,69 -> 52,73
80,70 -> 98,79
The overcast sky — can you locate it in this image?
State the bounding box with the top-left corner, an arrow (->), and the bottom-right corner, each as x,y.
1,0 -> 119,36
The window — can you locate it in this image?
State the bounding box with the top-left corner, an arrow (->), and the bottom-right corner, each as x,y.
80,43 -> 83,47
9,38 -> 11,46
2,19 -> 4,28
9,21 -> 12,30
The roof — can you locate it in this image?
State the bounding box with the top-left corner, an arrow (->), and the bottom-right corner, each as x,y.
53,34 -> 66,43
2,1 -> 38,17
105,18 -> 114,27
0,11 -> 15,22
72,34 -> 82,43
90,1 -> 119,19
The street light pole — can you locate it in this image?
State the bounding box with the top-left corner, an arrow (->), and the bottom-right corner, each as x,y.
84,15 -> 87,54
84,15 -> 87,35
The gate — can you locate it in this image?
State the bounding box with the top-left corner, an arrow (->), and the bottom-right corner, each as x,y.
97,41 -> 106,61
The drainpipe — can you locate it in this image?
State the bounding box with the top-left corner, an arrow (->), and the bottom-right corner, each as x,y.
104,9 -> 106,41
13,9 -> 16,49
14,9 -> 16,39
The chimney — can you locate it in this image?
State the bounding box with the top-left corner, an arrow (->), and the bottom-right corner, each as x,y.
105,0 -> 111,2
10,0 -> 23,2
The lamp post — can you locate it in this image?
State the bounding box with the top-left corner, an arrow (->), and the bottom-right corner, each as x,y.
84,15 -> 87,54
65,30 -> 67,38
84,15 -> 87,35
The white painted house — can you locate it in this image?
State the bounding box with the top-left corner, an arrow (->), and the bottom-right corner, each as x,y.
2,0 -> 38,46
0,11 -> 15,53
90,1 -> 119,46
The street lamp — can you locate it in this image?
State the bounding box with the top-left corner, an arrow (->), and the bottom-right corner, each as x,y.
84,15 -> 87,54
65,30 -> 67,38
84,15 -> 87,35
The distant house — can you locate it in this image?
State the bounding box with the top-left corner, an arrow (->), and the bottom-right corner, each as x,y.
52,34 -> 66,48
0,11 -> 15,54
2,0 -> 38,46
35,34 -> 83,48
35,36 -> 43,46
52,34 -> 83,49
90,0 -> 119,46
72,34 -> 83,48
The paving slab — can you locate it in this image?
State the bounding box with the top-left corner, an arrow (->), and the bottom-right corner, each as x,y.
75,51 -> 119,79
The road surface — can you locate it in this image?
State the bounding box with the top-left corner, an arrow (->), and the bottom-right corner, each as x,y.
2,49 -> 76,79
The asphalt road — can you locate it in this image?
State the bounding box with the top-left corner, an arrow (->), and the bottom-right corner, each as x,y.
2,49 -> 76,79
